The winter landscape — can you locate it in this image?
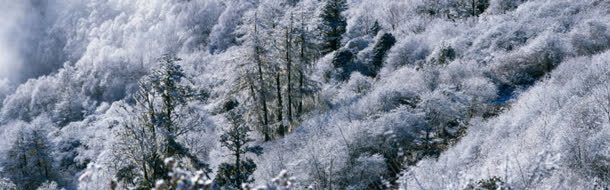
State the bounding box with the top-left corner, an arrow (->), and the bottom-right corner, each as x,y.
0,0 -> 608,189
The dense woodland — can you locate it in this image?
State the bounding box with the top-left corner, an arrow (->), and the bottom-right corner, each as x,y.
0,0 -> 608,189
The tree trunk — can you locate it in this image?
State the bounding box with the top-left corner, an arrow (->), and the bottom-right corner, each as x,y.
472,0 -> 477,16
285,21 -> 293,123
254,16 -> 270,141
298,70 -> 304,117
235,136 -> 242,186
276,72 -> 284,136
162,70 -> 175,157
298,14 -> 307,118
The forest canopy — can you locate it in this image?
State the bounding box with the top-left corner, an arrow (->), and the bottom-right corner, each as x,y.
0,0 -> 608,189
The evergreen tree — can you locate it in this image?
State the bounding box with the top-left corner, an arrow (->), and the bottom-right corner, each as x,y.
329,48 -> 354,80
369,20 -> 381,36
234,4 -> 319,140
215,108 -> 263,189
318,0 -> 348,54
117,55 -> 210,189
2,126 -> 55,190
470,0 -> 490,17
273,11 -> 296,136
294,10 -> 319,119
451,0 -> 490,18
370,33 -> 396,76
431,44 -> 456,65
284,13 -> 295,128
273,7 -> 321,135
235,9 -> 273,141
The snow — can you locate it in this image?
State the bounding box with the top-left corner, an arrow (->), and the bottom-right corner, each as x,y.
0,0 -> 608,189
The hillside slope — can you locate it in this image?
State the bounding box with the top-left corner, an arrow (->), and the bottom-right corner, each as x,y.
0,0 -> 608,189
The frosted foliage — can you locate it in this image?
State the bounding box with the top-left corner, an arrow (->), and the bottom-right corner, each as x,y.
0,79 -> 9,107
0,178 -> 16,190
345,72 -> 373,95
36,181 -> 60,190
0,0 -> 608,189
208,0 -> 253,53
384,36 -> 430,71
401,52 -> 610,189
488,0 -> 526,14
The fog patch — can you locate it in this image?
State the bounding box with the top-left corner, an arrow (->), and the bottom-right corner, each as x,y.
0,0 -> 68,83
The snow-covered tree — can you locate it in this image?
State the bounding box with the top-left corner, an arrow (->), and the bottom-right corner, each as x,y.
232,1 -> 320,140
0,178 -> 16,190
2,124 -> 55,190
36,181 -> 60,190
0,0 -> 608,189
215,108 -> 263,189
370,20 -> 382,37
208,0 -> 255,53
235,13 -> 269,140
318,0 -> 348,54
115,55 -> 210,189
369,33 -> 397,76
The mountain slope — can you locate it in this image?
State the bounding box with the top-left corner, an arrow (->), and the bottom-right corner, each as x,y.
0,0 -> 608,189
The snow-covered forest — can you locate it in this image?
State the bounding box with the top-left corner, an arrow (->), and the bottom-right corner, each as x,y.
0,0 -> 608,189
